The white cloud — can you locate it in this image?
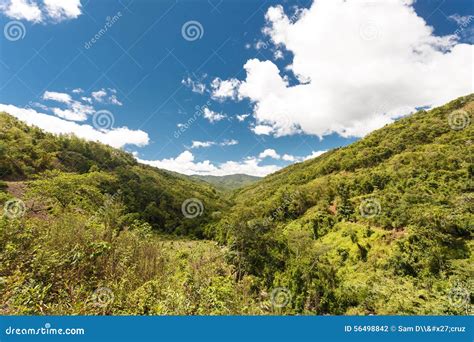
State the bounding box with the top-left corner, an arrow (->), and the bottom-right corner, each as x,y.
51,102 -> 94,121
191,140 -> 214,148
260,149 -> 327,162
282,153 -> 296,162
182,77 -> 206,94
43,0 -> 81,21
236,113 -> 250,122
109,94 -> 123,106
274,50 -> 284,59
259,148 -> 280,160
211,78 -> 241,100
203,107 -> 226,123
72,88 -> 83,94
43,91 -> 72,104
0,0 -> 82,23
0,103 -> 149,148
136,146 -> 327,177
221,139 -> 238,146
190,139 -> 238,149
217,0 -> 473,138
303,150 -> 326,161
0,0 -> 41,22
92,89 -> 107,102
30,102 -> 49,111
137,151 -> 280,177
251,124 -> 273,135
43,90 -> 94,121
91,88 -> 122,106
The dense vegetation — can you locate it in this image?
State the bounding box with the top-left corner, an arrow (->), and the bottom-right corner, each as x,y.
0,94 -> 472,315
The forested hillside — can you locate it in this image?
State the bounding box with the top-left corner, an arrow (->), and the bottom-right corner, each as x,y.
0,94 -> 472,315
0,113 -> 227,236
212,94 -> 473,314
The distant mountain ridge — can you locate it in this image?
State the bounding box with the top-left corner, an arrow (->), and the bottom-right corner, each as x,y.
191,174 -> 261,190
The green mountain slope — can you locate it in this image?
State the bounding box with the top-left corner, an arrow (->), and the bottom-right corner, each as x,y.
0,112 -> 258,315
191,174 -> 261,191
212,94 -> 473,314
0,112 -> 227,237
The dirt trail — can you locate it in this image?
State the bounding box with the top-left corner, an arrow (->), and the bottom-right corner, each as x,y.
5,181 -> 50,219
5,181 -> 27,198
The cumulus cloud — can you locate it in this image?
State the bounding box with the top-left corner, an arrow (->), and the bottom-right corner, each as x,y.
42,90 -> 94,121
182,77 -> 206,94
282,154 -> 296,162
41,88 -> 122,121
259,148 -> 280,159
203,107 -> 226,123
0,103 -> 149,148
43,0 -> 81,21
303,150 -> 326,161
236,113 -> 250,122
251,124 -> 273,135
0,0 -> 82,23
137,148 -> 327,177
137,151 -> 280,177
216,0 -> 473,138
211,78 -> 241,100
43,91 -> 72,104
91,89 -> 107,102
91,88 -> 123,106
0,0 -> 41,22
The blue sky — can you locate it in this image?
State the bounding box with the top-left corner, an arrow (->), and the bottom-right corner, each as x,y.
0,0 -> 472,176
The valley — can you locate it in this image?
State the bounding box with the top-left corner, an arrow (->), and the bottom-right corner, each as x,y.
0,94 -> 472,315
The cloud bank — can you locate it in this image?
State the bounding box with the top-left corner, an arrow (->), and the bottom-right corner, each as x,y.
0,103 -> 149,148
215,0 -> 473,138
0,0 -> 82,23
